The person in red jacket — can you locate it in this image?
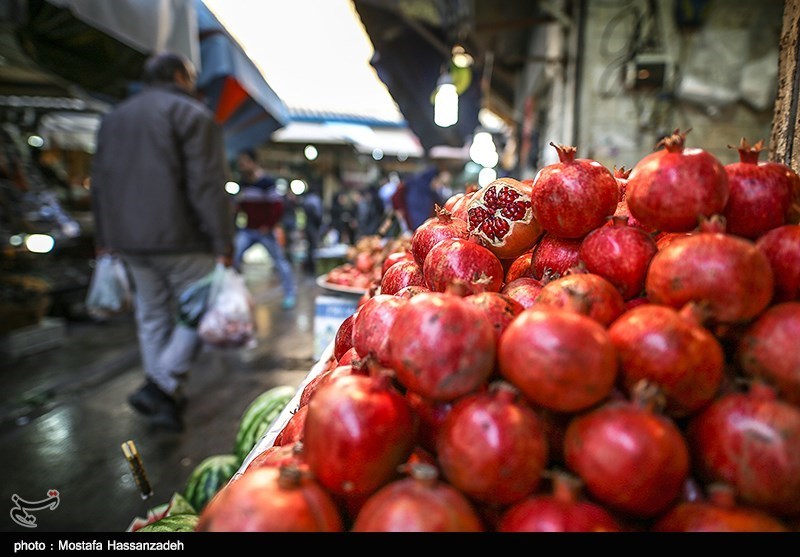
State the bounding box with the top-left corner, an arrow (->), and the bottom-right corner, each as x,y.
232,149 -> 297,309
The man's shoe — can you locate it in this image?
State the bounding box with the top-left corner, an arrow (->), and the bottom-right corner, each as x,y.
148,398 -> 185,433
282,295 -> 297,310
128,380 -> 166,416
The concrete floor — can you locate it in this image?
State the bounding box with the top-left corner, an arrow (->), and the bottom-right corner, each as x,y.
0,260 -> 349,532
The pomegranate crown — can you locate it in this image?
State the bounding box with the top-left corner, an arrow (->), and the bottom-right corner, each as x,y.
549,142 -> 577,163
727,137 -> 765,164
656,128 -> 692,153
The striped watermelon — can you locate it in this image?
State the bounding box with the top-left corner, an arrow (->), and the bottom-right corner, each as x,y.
234,385 -> 296,464
136,513 -> 199,532
183,454 -> 240,513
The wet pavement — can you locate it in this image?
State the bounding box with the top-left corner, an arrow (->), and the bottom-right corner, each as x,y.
0,259 -> 346,532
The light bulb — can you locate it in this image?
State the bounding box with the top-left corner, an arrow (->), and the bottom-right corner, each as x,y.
434,77 -> 458,128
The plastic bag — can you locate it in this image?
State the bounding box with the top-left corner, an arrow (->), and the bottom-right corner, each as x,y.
176,266 -> 222,328
197,266 -> 256,348
85,254 -> 133,320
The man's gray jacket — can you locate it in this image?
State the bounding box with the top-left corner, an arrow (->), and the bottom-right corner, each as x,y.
90,83 -> 234,258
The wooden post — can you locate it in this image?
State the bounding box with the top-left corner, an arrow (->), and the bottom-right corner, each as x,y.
769,0 -> 800,171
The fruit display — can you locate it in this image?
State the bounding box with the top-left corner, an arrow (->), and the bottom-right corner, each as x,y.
183,454 -> 241,513
321,235 -> 412,292
199,130 -> 800,532
233,385 -> 296,465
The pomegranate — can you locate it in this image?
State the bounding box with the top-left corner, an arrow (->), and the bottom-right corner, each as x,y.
654,484 -> 789,532
381,249 -> 414,277
530,143 -> 619,238
498,306 -> 617,413
436,383 -> 549,506
379,259 -> 425,296
388,291 -> 496,401
531,233 -> 582,280
422,237 -> 504,294
303,374 -> 417,498
579,216 -> 658,300
723,138 -> 793,239
336,346 -> 360,367
273,404 -> 308,446
608,303 -> 724,417
755,224 -> 800,302
533,272 -> 626,327
244,442 -> 306,474
500,276 -> 546,309
687,382 -> 800,517
463,291 -> 524,346
737,302 -> 800,405
449,189 -> 476,222
333,313 -> 356,361
466,177 -> 543,259
504,250 -> 535,283
496,471 -> 623,532
352,294 -> 408,366
410,205 -> 469,265
299,364 -> 362,409
563,385 -> 690,518
626,129 -> 729,232
612,166 -> 654,233
394,284 -> 430,298
197,466 -> 344,532
405,391 -> 453,454
351,463 -> 484,532
645,217 -> 774,324
443,191 -> 464,213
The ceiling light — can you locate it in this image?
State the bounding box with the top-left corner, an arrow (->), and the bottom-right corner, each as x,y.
434,72 -> 458,128
451,45 -> 473,68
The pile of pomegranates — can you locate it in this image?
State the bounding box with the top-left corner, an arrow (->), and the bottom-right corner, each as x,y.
199,132 -> 800,532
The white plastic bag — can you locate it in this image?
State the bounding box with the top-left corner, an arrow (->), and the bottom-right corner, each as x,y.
197,266 -> 256,348
85,254 -> 133,320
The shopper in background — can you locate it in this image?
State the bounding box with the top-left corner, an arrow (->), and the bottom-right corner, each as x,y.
402,165 -> 447,231
232,149 -> 297,310
301,181 -> 324,275
89,52 -> 235,432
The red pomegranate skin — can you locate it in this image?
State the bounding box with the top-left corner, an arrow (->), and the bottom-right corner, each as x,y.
645,231 -> 774,324
388,292 -> 496,401
352,294 -> 408,366
303,374 -> 417,498
436,385 -> 549,506
608,304 -> 725,418
422,237 -> 505,294
723,140 -> 793,239
504,250 -> 535,283
410,207 -> 469,265
337,346 -> 361,367
530,143 -> 620,238
197,467 -> 344,532
394,284 -> 430,299
498,307 -> 618,413
563,401 -> 690,518
579,217 -> 658,300
299,364 -> 359,409
273,404 -> 308,446
380,259 -> 426,296
333,313 -> 356,361
653,501 -> 789,532
405,391 -> 453,454
531,233 -> 583,280
737,302 -> 800,406
755,224 -> 800,303
626,130 -> 729,232
687,385 -> 800,517
449,190 -> 476,222
463,291 -> 524,346
351,465 -> 485,532
497,496 -> 622,532
534,272 -> 626,327
465,177 -> 543,259
244,442 -> 305,474
381,249 -> 414,277
500,277 -> 545,309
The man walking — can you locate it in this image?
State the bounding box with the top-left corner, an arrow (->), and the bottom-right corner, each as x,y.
90,52 -> 235,432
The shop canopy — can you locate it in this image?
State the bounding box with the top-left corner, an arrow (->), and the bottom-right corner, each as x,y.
11,0 -> 289,158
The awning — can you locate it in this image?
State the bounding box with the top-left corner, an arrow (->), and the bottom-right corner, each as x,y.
271,121 -> 424,158
351,0 -> 483,153
194,0 -> 290,160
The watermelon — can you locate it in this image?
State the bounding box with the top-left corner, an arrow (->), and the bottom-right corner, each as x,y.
183,454 -> 240,513
136,513 -> 199,532
234,385 -> 296,464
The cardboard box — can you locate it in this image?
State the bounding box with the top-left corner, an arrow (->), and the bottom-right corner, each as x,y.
313,295 -> 358,360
